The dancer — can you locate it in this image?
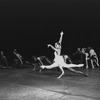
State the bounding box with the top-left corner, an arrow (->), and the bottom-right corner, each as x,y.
73,47 -> 83,64
88,47 -> 99,68
13,49 -> 23,65
32,56 -> 43,72
31,56 -> 52,72
0,51 -> 9,68
40,32 -> 87,78
37,56 -> 52,65
62,54 -> 72,64
81,48 -> 90,69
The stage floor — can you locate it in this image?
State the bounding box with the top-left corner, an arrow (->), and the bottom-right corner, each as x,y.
0,66 -> 100,100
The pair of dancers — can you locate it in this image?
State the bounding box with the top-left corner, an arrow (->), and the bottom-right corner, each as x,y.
40,32 -> 88,78
81,47 -> 99,69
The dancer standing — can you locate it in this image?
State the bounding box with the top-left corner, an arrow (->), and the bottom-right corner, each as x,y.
40,32 -> 87,78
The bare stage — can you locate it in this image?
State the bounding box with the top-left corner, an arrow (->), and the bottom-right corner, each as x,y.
0,65 -> 100,100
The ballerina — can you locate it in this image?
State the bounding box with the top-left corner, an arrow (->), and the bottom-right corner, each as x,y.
40,32 -> 87,78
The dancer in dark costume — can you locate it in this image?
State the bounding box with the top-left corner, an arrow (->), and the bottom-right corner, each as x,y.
40,32 -> 88,78
73,47 -> 84,64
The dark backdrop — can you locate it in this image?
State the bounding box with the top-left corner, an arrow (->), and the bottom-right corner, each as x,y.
0,0 -> 100,60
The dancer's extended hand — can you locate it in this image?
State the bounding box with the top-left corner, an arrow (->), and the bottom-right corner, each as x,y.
47,44 -> 51,47
60,31 -> 64,35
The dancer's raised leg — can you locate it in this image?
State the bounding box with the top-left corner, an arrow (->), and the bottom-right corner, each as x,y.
63,63 -> 84,68
67,67 -> 88,77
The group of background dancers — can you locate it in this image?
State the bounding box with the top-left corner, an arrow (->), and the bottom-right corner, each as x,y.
0,31 -> 99,78
73,47 -> 99,69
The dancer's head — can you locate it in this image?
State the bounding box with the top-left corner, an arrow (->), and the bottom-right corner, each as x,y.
81,48 -> 86,53
55,42 -> 61,49
1,51 -> 3,56
63,55 -> 68,59
77,47 -> 81,51
32,56 -> 37,61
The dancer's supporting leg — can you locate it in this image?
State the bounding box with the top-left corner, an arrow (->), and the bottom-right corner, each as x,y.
57,66 -> 64,78
57,63 -> 87,78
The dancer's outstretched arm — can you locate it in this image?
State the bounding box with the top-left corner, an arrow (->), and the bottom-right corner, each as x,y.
47,44 -> 57,51
58,31 -> 64,45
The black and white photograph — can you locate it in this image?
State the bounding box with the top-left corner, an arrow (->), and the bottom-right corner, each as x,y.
0,0 -> 100,100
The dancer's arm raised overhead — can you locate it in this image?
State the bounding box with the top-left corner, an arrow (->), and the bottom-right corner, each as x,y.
58,31 -> 64,45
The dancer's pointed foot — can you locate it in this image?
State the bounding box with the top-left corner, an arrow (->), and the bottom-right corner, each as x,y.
57,76 -> 61,79
78,64 -> 84,67
57,75 -> 62,79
